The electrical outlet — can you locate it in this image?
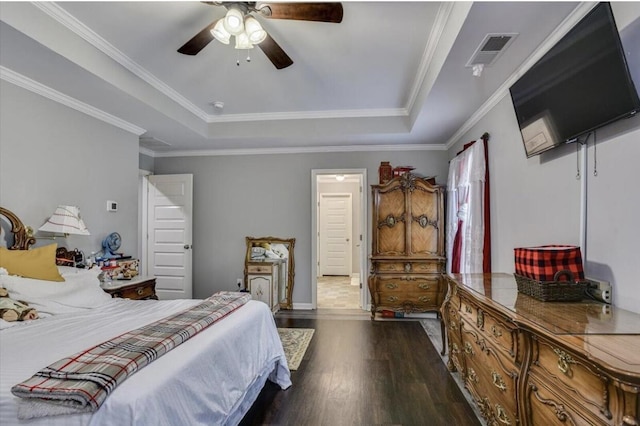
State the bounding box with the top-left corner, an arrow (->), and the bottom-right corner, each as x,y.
586,277 -> 612,303
236,278 -> 243,289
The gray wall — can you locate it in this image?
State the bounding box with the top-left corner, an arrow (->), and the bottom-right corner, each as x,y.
154,151 -> 448,303
0,81 -> 140,256
447,95 -> 640,313
446,7 -> 640,314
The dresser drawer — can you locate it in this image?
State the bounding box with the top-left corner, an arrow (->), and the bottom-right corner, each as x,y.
462,329 -> 518,426
483,310 -> 518,360
459,294 -> 480,328
112,283 -> 155,300
376,276 -> 440,293
375,261 -> 442,274
527,373 -> 607,426
247,264 -> 274,274
530,336 -> 612,422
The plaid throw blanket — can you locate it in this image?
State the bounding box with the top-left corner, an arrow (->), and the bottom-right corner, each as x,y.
11,292 -> 251,419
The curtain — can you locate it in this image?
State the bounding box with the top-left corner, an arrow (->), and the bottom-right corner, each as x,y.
446,134 -> 491,274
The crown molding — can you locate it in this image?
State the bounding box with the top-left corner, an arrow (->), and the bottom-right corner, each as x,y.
33,2 -> 209,121
1,66 -> 146,136
149,143 -> 447,158
405,1 -> 455,113
444,2 -> 597,150
33,2 -> 423,125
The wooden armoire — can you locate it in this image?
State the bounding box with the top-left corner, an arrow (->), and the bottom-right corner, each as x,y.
368,172 -> 446,321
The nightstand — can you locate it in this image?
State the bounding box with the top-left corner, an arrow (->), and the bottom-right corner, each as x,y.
101,276 -> 158,300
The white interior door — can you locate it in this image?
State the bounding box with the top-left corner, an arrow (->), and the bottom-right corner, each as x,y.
147,174 -> 193,299
319,193 -> 352,276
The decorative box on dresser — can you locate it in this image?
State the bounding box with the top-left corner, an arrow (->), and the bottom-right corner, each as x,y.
443,273 -> 640,426
368,172 -> 446,327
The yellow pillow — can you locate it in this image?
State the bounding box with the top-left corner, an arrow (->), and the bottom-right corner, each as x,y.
0,244 -> 65,282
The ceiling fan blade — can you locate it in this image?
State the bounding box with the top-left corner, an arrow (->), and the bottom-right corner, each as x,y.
256,2 -> 343,23
177,21 -> 216,55
258,33 -> 293,69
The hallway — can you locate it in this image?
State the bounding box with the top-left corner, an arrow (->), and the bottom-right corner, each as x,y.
317,276 -> 360,309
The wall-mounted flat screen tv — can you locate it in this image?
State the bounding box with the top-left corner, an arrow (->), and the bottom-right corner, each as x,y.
509,2 -> 640,158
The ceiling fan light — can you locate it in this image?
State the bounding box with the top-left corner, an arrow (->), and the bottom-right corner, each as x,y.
210,19 -> 230,44
244,16 -> 267,44
235,31 -> 254,50
223,8 -> 244,36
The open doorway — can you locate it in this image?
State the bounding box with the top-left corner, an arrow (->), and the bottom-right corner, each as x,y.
311,169 -> 368,310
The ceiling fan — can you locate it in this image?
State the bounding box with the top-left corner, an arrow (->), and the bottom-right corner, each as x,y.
177,2 -> 343,69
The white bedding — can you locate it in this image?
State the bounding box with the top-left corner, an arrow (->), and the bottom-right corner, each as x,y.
0,298 -> 291,425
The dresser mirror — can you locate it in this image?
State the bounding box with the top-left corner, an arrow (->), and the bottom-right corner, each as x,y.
244,236 -> 295,309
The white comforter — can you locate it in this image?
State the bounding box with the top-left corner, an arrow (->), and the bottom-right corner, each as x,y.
0,299 -> 291,426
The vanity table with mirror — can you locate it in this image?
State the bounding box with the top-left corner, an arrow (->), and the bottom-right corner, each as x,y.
244,236 -> 295,310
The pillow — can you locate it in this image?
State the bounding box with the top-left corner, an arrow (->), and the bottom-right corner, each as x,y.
0,273 -> 112,315
0,244 -> 64,282
57,265 -> 102,282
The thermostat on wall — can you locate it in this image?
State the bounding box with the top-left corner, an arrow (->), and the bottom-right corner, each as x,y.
107,200 -> 118,212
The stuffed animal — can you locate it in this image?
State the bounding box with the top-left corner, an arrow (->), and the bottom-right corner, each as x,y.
0,287 -> 39,322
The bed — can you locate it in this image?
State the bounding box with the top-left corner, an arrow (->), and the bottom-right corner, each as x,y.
0,207 -> 291,425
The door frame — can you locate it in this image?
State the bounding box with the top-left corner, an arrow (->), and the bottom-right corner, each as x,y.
311,169 -> 369,310
138,170 -> 152,276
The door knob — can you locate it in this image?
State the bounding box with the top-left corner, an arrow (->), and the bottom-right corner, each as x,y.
184,244 -> 192,249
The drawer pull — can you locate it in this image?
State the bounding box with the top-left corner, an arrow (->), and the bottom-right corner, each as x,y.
418,296 -> 431,303
496,404 -> 511,425
387,296 -> 399,302
464,342 -> 474,356
451,343 -> 460,354
467,368 -> 479,384
386,283 -> 398,289
417,283 -> 431,290
449,320 -> 457,331
136,287 -> 144,296
491,325 -> 503,338
554,348 -> 576,375
404,263 -> 411,273
492,371 -> 507,392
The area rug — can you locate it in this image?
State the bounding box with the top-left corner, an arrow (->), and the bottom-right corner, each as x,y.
277,328 -> 314,371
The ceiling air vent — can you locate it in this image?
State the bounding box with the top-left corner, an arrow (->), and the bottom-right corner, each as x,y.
466,33 -> 518,68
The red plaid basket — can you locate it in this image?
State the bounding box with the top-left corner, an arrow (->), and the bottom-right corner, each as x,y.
514,245 -> 584,282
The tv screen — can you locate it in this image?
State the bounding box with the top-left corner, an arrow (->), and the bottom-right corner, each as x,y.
509,2 -> 640,158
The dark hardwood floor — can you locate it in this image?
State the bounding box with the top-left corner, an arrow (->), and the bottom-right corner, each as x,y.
240,316 -> 481,426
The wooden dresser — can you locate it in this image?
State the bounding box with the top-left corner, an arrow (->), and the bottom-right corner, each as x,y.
368,173 -> 446,321
443,273 -> 640,426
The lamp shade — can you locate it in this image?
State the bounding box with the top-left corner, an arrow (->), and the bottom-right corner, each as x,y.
38,205 -> 90,236
223,8 -> 244,36
210,19 -> 231,44
235,31 -> 254,50
244,16 -> 267,44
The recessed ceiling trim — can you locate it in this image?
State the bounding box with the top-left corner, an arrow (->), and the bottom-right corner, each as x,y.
405,2 -> 456,113
445,2 -> 597,150
33,2 -> 209,122
206,107 -> 408,123
149,143 -> 448,158
34,2 -> 414,127
1,66 -> 146,136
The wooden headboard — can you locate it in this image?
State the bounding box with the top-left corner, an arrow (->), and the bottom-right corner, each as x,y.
0,207 -> 36,250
